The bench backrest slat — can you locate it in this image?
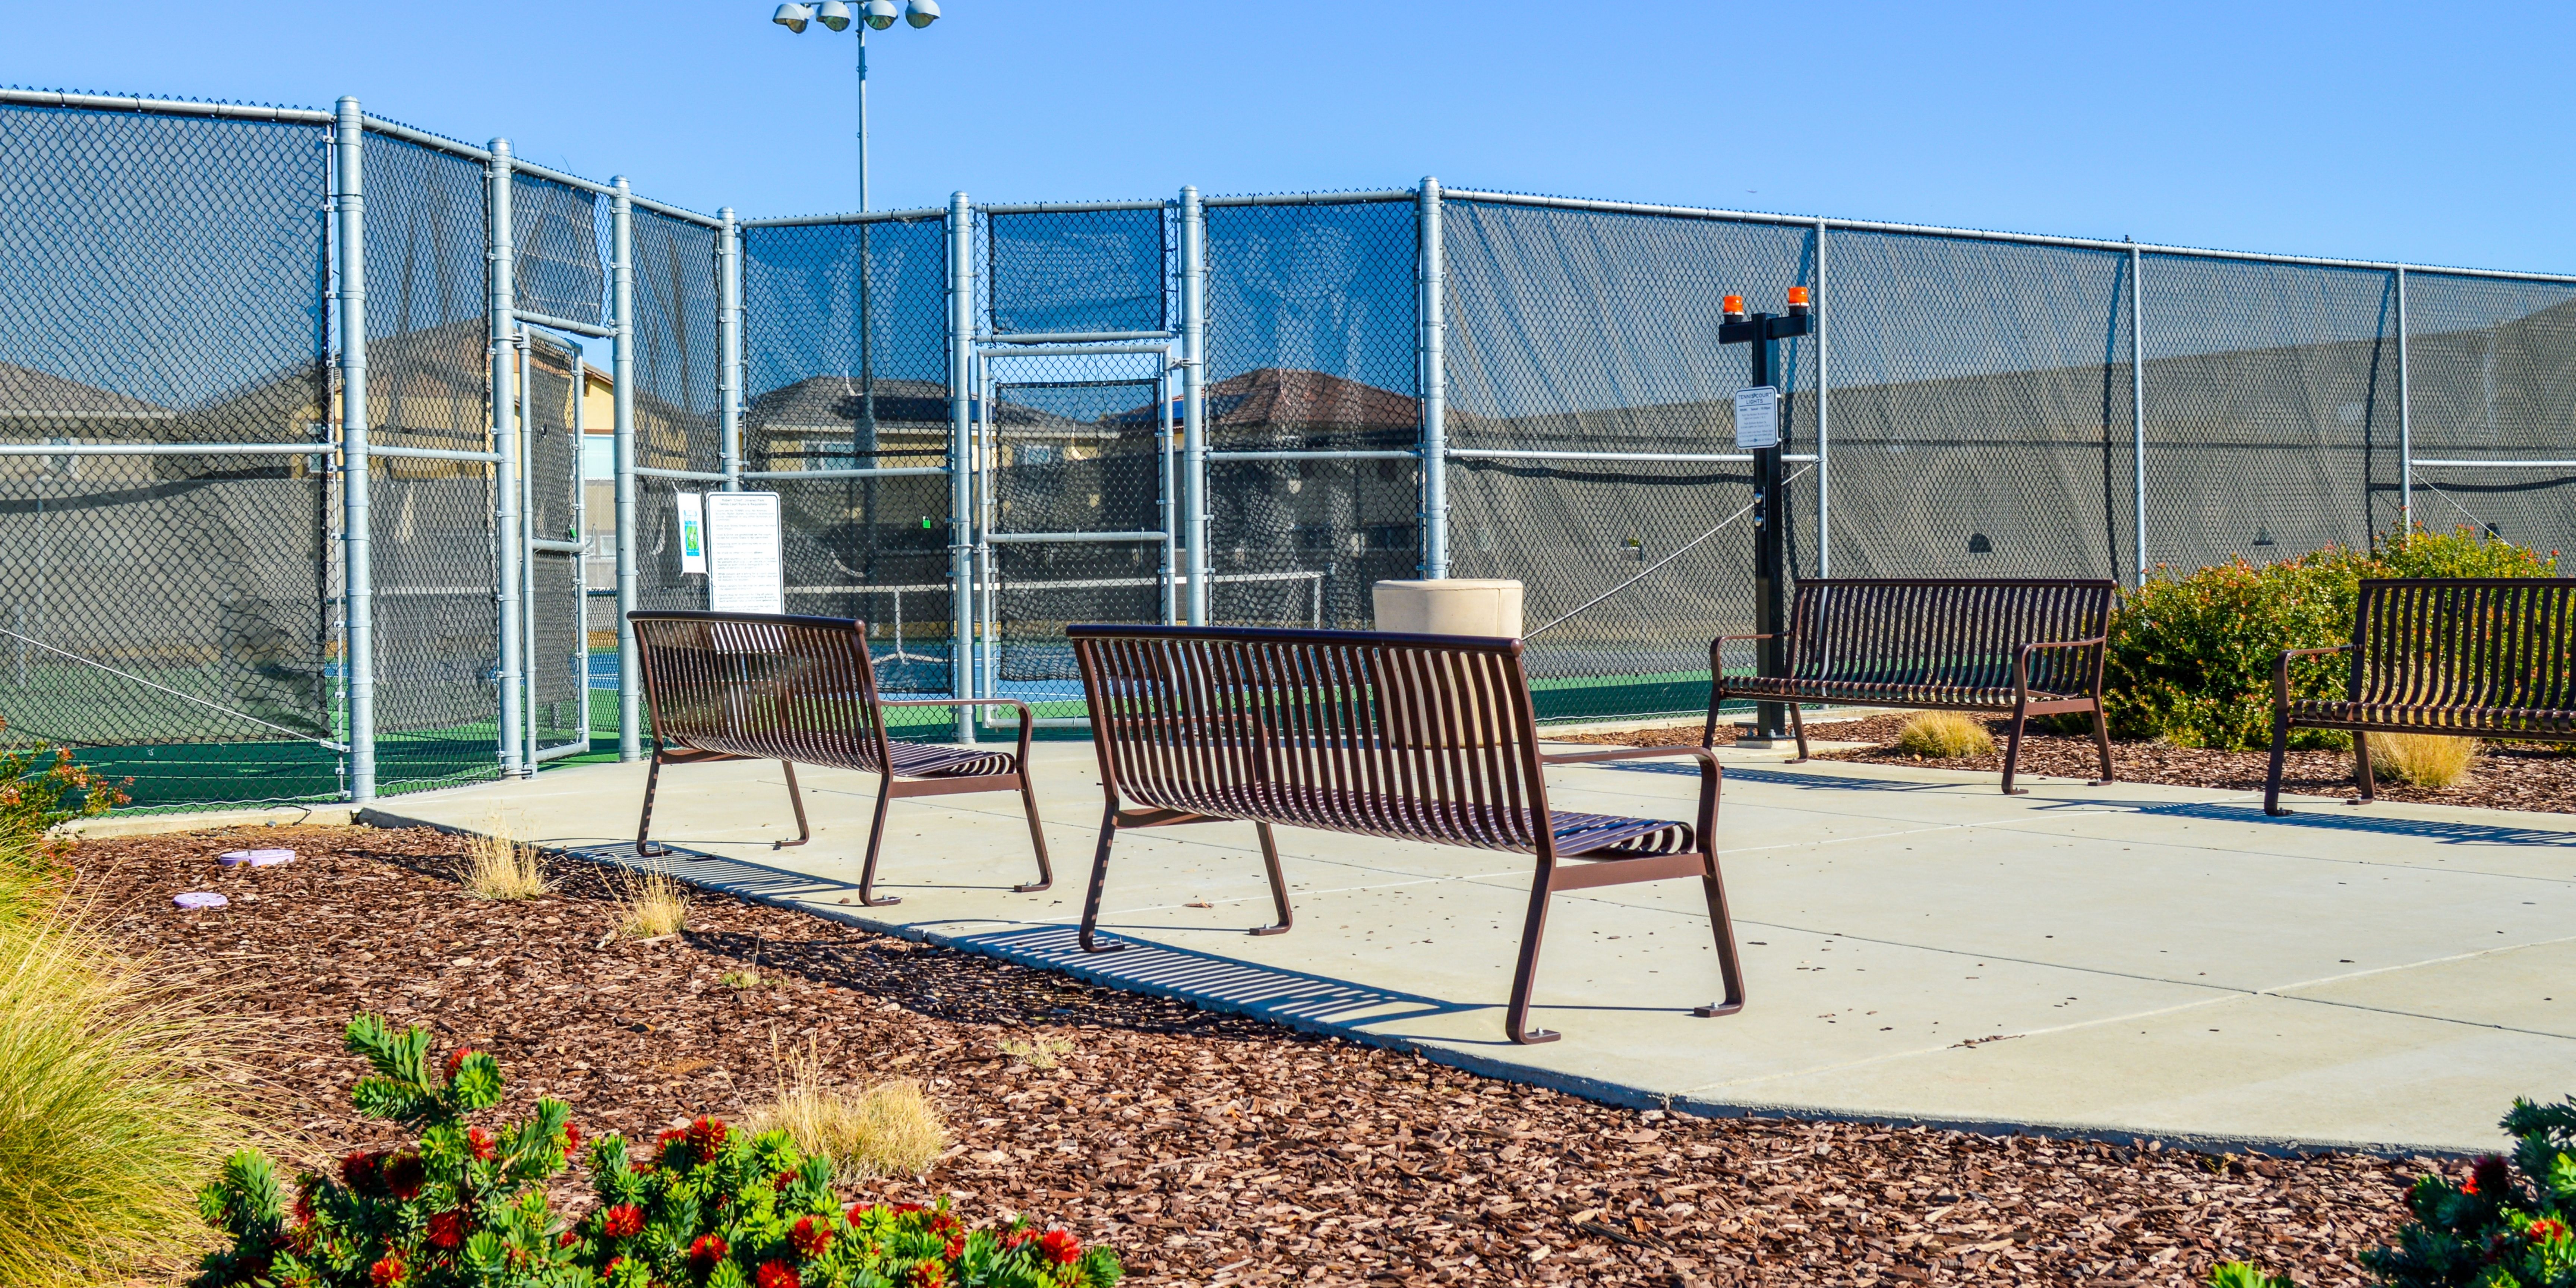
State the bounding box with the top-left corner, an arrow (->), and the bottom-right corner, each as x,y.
2351,578 -> 2576,716
1070,625 -> 1555,854
630,612 -> 894,772
1788,578 -> 2116,692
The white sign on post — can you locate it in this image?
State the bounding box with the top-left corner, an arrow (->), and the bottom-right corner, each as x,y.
1733,385 -> 1780,450
674,493 -> 707,575
703,492 -> 785,616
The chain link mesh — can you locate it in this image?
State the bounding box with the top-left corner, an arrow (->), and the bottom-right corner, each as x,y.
986,372 -> 1167,682
1202,198 -> 1420,633
2401,273 -> 2576,548
0,103 -> 337,806
986,208 -> 1164,335
744,215 -> 953,694
628,208 -> 723,624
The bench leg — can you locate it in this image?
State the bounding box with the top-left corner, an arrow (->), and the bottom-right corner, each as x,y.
2001,708 -> 2031,795
635,754 -> 666,859
1787,703 -> 1811,764
1504,871 -> 1562,1045
1012,773 -> 1054,894
853,775 -> 902,907
1691,849 -> 1748,1019
2263,709 -> 2292,816
1077,804 -> 1128,954
775,760 -> 812,849
2353,730 -> 2377,805
1248,822 -> 1293,936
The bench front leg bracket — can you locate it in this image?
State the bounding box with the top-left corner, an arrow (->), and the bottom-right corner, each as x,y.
853,773 -> 901,906
635,752 -> 667,859
1505,868 -> 1562,1045
775,760 -> 812,849
1077,803 -> 1129,954
1249,822 -> 1294,936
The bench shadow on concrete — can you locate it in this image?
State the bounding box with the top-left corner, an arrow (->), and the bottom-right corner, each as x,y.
2139,801 -> 2576,847
557,842 -> 1475,1036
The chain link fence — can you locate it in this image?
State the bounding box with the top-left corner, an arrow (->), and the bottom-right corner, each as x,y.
7,87 -> 2576,808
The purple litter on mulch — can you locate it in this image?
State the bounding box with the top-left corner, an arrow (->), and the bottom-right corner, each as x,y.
173,892 -> 230,910
219,848 -> 295,868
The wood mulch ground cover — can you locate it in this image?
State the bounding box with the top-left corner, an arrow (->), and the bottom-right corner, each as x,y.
1561,714 -> 2576,815
81,823 -> 2434,1287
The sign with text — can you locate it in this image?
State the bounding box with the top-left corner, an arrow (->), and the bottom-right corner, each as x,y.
1733,385 -> 1780,450
703,491 -> 785,616
675,492 -> 706,575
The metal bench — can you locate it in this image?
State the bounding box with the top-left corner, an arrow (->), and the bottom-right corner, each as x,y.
1705,577 -> 2119,795
629,611 -> 1050,905
2265,577 -> 2576,815
1066,623 -> 1746,1045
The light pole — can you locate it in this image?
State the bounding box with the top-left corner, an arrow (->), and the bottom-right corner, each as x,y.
772,0 -> 941,213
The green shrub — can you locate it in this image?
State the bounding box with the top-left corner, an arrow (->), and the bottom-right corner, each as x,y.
2361,1095 -> 2576,1286
0,726 -> 128,888
2206,1262 -> 2296,1287
2101,527 -> 2557,751
193,1016 -> 1124,1288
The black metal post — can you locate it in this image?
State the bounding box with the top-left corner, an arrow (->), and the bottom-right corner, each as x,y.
1750,316 -> 1786,739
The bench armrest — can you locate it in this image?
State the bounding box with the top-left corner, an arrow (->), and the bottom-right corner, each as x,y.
1709,632 -> 1789,676
1540,744 -> 1720,852
2013,635 -> 2109,702
2273,644 -> 2353,710
880,697 -> 1035,758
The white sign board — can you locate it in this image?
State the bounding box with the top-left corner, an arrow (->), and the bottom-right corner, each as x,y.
1733,385 -> 1780,450
703,491 -> 785,616
674,492 -> 707,574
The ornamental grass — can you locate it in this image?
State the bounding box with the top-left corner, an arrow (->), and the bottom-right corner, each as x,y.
2368,732 -> 2481,788
1891,710 -> 1994,759
753,1039 -> 948,1180
0,907 -> 247,1287
460,816 -> 550,901
612,865 -> 689,940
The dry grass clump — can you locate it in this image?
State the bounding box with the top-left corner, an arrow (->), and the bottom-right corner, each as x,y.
752,1039 -> 948,1179
461,816 -> 550,900
2368,732 -> 2480,787
0,907 -> 249,1287
1892,710 -> 1995,759
612,865 -> 689,940
1000,1034 -> 1075,1071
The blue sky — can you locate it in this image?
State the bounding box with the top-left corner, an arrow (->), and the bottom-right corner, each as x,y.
7,0 -> 2570,273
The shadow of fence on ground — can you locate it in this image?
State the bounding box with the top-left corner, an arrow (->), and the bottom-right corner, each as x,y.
945,924 -> 1474,1031
562,842 -> 856,900
2142,801 -> 2576,848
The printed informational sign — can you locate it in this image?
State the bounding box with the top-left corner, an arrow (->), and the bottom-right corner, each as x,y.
1733,385 -> 1780,450
703,491 -> 785,616
675,493 -> 707,575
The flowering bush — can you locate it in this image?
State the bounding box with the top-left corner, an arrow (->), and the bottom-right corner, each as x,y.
2361,1095 -> 2576,1287
0,727 -> 129,880
190,1015 -> 589,1288
577,1116 -> 1121,1288
192,1017 -> 1122,1288
2101,527 -> 2557,750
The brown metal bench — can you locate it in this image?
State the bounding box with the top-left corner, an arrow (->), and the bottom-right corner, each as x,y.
1066,623 -> 1746,1045
2265,577 -> 2576,815
629,611 -> 1050,905
1705,578 -> 2118,795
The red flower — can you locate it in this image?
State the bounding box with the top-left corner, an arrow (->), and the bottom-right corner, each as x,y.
291,1186 -> 315,1228
927,1212 -> 962,1238
561,1121 -> 583,1160
2532,1218 -> 2571,1243
687,1234 -> 728,1274
602,1256 -> 625,1280
755,1262 -> 801,1288
369,1253 -> 407,1287
904,1262 -> 947,1288
603,1203 -> 645,1238
444,1048 -> 477,1080
558,1230 -> 578,1248
382,1153 -> 427,1202
790,1215 -> 834,1257
772,1170 -> 795,1192
846,1202 -> 882,1227
341,1150 -> 382,1189
655,1127 -> 687,1156
1037,1229 -> 1082,1266
426,1210 -> 466,1250
1001,1229 -> 1035,1251
467,1128 -> 497,1162
686,1116 -> 730,1164
891,1202 -> 927,1216
2467,1154 -> 2510,1197
943,1237 -> 964,1261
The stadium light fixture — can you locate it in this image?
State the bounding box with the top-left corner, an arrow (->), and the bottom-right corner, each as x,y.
770,0 -> 941,211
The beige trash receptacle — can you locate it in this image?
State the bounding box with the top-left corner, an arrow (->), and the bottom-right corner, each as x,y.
1372,579 -> 1524,638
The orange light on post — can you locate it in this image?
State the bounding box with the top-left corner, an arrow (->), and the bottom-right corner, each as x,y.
1786,285 -> 1811,314
1722,294 -> 1746,320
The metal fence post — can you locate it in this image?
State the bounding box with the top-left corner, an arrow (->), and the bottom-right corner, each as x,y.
2396,265 -> 2412,535
612,177 -> 640,761
2131,241 -> 2147,585
719,207 -> 743,492
1813,217 -> 1829,579
489,138 -> 525,778
1418,178 -> 1448,580
947,191 -> 975,739
335,97 -> 375,803
1180,184 -> 1209,625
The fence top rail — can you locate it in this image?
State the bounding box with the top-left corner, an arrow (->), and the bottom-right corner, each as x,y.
1203,189 -> 1418,208
1439,187 -> 2576,285
0,86 -> 332,124
742,207 -> 948,228
357,114 -> 721,228
981,198 -> 1170,215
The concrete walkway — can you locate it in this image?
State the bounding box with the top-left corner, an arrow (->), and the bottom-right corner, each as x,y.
358,741 -> 2576,1157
